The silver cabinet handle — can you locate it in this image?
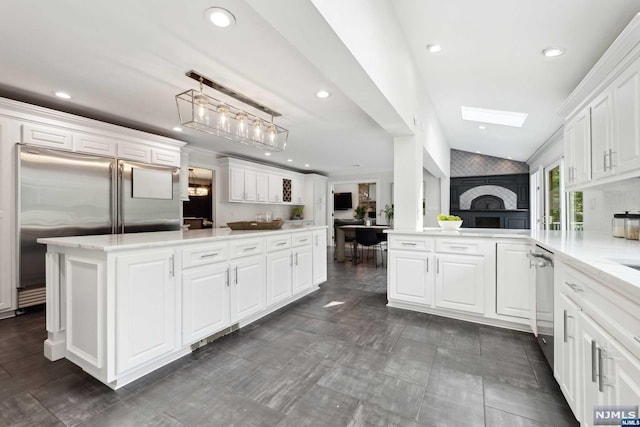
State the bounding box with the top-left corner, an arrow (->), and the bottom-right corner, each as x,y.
437,258 -> 440,274
609,149 -> 616,169
565,282 -> 584,293
401,242 -> 417,246
592,340 -> 597,383
200,253 -> 219,259
243,246 -> 257,252
299,239 -> 308,243
604,150 -> 608,171
290,253 -> 293,266
564,310 -> 568,343
226,268 -> 230,287
426,257 -> 429,272
169,255 -> 175,278
276,242 -> 287,246
449,245 -> 468,250
598,347 -> 604,392
634,336 -> 640,344
235,266 -> 238,285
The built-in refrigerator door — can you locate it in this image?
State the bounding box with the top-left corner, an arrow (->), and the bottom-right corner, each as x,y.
18,145 -> 115,290
118,160 -> 180,233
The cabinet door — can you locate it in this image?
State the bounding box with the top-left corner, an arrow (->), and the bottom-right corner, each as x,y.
182,263 -> 230,346
256,172 -> 269,203
291,178 -> 304,205
293,246 -> 313,294
268,174 -> 282,203
564,121 -> 577,187
244,169 -> 257,202
313,203 -> 326,227
435,253 -> 484,314
496,243 -> 530,319
229,167 -> 245,202
607,338 -> 640,410
266,250 -> 292,306
558,293 -> 581,419
613,57 -> 640,175
388,250 -> 433,306
574,109 -> 592,186
116,250 -> 176,374
230,255 -> 266,323
591,90 -> 614,180
21,123 -> 73,150
313,231 -> 328,285
580,312 -> 610,427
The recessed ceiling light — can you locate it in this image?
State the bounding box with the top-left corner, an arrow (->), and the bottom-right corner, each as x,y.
264,152 -> 271,156
475,151 -> 481,154
478,125 -> 486,130
205,7 -> 235,28
287,158 -> 293,162
507,156 -> 513,159
352,164 -> 361,167
304,164 -> 310,167
172,126 -> 183,132
316,90 -> 330,99
542,47 -> 564,57
461,106 -> 528,128
55,91 -> 71,99
426,44 -> 442,53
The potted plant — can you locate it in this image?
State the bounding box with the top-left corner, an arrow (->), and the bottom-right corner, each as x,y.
292,206 -> 304,220
381,204 -> 394,227
353,205 -> 366,221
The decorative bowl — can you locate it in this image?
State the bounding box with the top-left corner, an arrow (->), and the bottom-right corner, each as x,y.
438,220 -> 463,230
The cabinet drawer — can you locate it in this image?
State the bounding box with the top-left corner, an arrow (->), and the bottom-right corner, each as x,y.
267,235 -> 291,252
21,123 -> 73,150
291,233 -> 312,247
229,238 -> 265,259
436,238 -> 486,255
388,235 -> 434,251
73,133 -> 117,156
182,242 -> 228,269
151,148 -> 180,167
118,142 -> 151,163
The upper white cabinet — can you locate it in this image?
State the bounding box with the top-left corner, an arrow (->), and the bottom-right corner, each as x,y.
291,177 -> 304,205
256,172 -> 269,203
612,56 -> 640,175
21,123 -> 73,150
268,174 -> 283,203
564,108 -> 591,188
590,89 -> 615,180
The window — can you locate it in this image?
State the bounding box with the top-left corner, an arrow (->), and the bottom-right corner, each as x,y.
567,191 -> 584,231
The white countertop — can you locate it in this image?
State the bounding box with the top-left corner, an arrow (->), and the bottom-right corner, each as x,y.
37,225 -> 327,252
389,227 -> 640,299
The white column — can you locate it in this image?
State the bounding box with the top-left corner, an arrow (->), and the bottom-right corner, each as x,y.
393,136 -> 423,230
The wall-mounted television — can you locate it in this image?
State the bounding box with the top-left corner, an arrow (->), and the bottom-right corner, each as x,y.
334,192 -> 353,210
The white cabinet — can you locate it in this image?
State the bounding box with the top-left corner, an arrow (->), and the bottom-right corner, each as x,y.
229,167 -> 257,202
268,174 -> 283,203
612,56 -> 640,175
607,338 -> 640,413
118,141 -> 152,163
291,177 -> 304,205
388,250 -> 434,306
579,312 -> 609,427
559,292 -> 581,418
21,123 -> 73,150
244,169 -> 257,202
229,255 -> 266,323
181,262 -> 230,346
435,253 -> 485,314
312,230 -> 327,285
292,245 -> 313,295
590,89 -> 615,180
0,118 -> 14,314
151,147 -> 181,168
256,172 -> 268,203
496,243 -> 530,319
267,250 -> 292,306
564,108 -> 591,187
115,250 -> 177,375
73,133 -> 117,157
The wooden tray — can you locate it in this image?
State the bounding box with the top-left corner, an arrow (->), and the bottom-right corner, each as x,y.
227,220 -> 284,230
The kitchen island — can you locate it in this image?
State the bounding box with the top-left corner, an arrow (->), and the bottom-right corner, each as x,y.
38,226 -> 328,389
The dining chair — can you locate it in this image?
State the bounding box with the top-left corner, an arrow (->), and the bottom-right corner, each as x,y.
355,228 -> 383,267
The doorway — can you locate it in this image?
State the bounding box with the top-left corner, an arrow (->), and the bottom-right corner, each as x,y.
543,161 -> 564,230
183,168 -> 214,229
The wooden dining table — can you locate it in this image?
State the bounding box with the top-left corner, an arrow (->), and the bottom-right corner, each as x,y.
335,225 -> 389,263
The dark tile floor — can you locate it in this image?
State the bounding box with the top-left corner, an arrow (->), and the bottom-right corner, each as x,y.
0,256 -> 578,426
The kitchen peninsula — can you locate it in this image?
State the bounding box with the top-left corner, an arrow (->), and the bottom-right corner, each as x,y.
38,226 -> 328,389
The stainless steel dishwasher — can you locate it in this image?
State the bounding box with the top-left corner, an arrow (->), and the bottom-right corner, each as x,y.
529,245 -> 554,367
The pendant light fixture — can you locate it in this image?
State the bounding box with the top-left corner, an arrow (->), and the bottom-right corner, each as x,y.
176,70 -> 288,151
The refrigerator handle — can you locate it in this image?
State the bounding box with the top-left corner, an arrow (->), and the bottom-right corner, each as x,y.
118,162 -> 125,234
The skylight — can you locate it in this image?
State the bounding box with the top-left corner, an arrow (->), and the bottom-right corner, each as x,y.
461,106 -> 528,128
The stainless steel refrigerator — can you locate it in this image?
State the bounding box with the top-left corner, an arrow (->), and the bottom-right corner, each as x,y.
18,144 -> 180,308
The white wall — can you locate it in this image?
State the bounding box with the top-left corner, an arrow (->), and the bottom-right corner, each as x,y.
582,180 -> 640,232
423,169 -> 441,227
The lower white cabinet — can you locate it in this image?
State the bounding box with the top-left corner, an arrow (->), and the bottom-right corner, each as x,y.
115,250 -> 177,375
435,253 -> 485,314
579,312 -> 609,426
312,230 -> 327,285
181,262 -> 231,346
559,292 -> 581,417
229,255 -> 266,323
496,243 -> 531,318
292,245 -> 313,295
267,250 -> 293,306
388,250 -> 433,306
